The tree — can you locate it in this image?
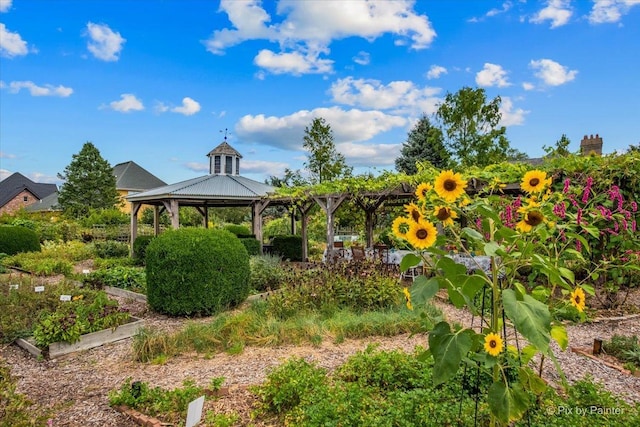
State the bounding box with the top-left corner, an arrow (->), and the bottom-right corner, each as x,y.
266,168 -> 307,187
544,134 -> 572,157
57,142 -> 119,218
395,114 -> 450,174
303,117 -> 352,184
436,87 -> 526,168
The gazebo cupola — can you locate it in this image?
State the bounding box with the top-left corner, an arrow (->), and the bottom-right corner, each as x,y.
207,139 -> 243,176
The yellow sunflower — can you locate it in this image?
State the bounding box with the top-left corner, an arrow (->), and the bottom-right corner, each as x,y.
415,182 -> 432,202
392,216 -> 412,239
570,287 -> 586,312
434,170 -> 467,203
516,210 -> 546,233
406,219 -> 438,249
403,287 -> 413,310
404,202 -> 423,222
484,332 -> 504,357
433,206 -> 458,227
521,170 -> 551,194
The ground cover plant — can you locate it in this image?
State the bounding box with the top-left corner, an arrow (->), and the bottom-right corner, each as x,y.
83,265 -> 146,294
0,361 -> 51,427
603,334 -> 640,373
1,240 -> 93,276
251,346 -> 640,426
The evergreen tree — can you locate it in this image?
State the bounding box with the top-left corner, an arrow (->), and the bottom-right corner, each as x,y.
436,87 -> 526,168
544,134 -> 572,157
395,114 -> 450,174
303,117 -> 352,184
57,142 -> 119,218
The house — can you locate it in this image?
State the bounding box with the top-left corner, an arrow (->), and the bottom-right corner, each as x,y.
0,173 -> 58,215
112,161 -> 167,214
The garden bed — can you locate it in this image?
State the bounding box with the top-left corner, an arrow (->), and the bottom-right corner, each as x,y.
15,315 -> 144,359
104,285 -> 147,303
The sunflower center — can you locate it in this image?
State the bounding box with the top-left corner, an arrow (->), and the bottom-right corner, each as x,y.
416,229 -> 428,240
436,208 -> 450,221
525,211 -> 544,227
529,178 -> 540,186
489,340 -> 497,348
411,209 -> 421,222
444,179 -> 457,191
575,295 -> 581,304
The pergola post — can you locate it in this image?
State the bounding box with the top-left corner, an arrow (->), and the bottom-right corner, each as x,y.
129,202 -> 142,257
252,199 -> 271,252
298,201 -> 315,262
354,195 -> 386,248
314,194 -> 348,262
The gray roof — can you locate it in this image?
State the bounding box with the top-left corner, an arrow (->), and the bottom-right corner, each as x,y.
25,191 -> 60,212
207,141 -> 243,158
113,161 -> 167,191
0,172 -> 58,208
126,174 -> 274,204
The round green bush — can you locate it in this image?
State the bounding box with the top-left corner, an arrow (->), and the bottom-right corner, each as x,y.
224,223 -> 252,237
133,235 -> 155,263
240,237 -> 260,256
0,226 -> 41,255
145,228 -> 250,316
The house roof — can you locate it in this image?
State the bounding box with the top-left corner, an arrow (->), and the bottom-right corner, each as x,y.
207,141 -> 243,158
112,161 -> 167,191
126,174 -> 274,205
25,191 -> 60,212
0,172 -> 58,208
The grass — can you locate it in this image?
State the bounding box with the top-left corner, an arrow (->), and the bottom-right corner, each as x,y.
133,301 -> 441,362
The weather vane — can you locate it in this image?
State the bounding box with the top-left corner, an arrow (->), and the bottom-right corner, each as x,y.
220,128 -> 230,141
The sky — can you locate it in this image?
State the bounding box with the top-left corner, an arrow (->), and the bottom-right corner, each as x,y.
1,0 -> 639,187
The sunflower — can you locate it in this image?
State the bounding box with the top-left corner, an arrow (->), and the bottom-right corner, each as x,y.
570,287 -> 586,312
521,170 -> 551,194
433,206 -> 458,227
484,332 -> 504,357
392,216 -> 412,239
404,202 -> 423,222
516,210 -> 546,232
434,170 -> 467,203
403,287 -> 413,310
406,219 -> 438,249
415,182 -> 432,202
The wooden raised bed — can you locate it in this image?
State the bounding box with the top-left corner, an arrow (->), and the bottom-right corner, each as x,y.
104,286 -> 147,303
15,316 -> 144,359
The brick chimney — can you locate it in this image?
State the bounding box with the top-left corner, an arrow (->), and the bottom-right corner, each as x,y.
580,134 -> 603,156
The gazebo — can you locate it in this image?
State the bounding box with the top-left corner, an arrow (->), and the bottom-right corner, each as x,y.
126,141 -> 276,250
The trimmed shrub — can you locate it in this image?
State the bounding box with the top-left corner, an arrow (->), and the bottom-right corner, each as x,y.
224,223 -> 252,237
145,228 -> 250,316
133,235 -> 155,263
0,226 -> 41,255
240,237 -> 260,256
271,235 -> 303,261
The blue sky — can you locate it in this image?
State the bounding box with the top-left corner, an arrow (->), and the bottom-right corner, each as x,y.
1,0 -> 639,187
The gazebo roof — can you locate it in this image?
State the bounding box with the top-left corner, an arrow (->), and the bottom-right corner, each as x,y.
126,173 -> 274,206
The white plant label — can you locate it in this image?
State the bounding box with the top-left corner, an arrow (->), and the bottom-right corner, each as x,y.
82,269 -> 91,274
185,395 -> 205,427
60,295 -> 72,301
9,284 -> 19,290
34,286 -> 45,293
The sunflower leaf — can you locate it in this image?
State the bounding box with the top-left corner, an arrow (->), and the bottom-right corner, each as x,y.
428,322 -> 474,385
503,289 -> 551,354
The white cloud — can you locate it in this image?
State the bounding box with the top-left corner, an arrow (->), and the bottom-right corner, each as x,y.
171,97 -> 201,116
522,82 -> 535,91
0,151 -> 16,159
254,48 -> 333,75
353,51 -> 370,65
108,94 -> 144,112
204,0 -> 436,75
329,77 -> 441,114
4,80 -> 73,97
242,159 -> 291,175
0,23 -> 28,57
0,169 -> 12,180
530,58 -> 577,86
498,97 -> 528,126
589,0 -> 640,24
154,101 -> 169,113
426,65 -> 447,80
85,22 -> 126,61
337,142 -> 401,167
184,162 -> 208,173
486,2 -> 513,17
235,106 -> 407,151
530,0 -> 572,28
475,63 -> 510,87
0,0 -> 12,13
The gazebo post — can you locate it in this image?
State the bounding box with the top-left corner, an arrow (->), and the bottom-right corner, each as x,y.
153,206 -> 161,235
252,199 -> 270,252
129,202 -> 141,257
314,194 -> 348,263
298,200 -> 315,262
163,200 -> 179,229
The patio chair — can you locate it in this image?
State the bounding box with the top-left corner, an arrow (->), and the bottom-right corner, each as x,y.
351,245 -> 366,262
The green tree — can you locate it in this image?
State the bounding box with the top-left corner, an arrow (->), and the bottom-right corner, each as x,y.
266,168 -> 307,187
303,117 -> 352,184
395,114 -> 450,174
436,87 -> 526,168
544,134 -> 572,157
57,142 -> 119,218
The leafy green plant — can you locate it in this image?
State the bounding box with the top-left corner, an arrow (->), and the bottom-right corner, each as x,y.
0,362 -> 51,426
0,225 -> 41,255
92,240 -> 130,258
83,266 -> 146,293
249,254 -> 285,292
132,235 -> 155,264
603,334 -> 640,369
108,377 -> 221,425
271,235 -> 303,261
